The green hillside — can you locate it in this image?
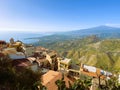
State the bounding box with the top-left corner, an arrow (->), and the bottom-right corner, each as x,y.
33,36 -> 120,72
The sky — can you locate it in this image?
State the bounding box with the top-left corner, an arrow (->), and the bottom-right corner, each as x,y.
0,0 -> 120,32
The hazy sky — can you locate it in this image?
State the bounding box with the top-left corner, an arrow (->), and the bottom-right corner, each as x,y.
0,0 -> 120,32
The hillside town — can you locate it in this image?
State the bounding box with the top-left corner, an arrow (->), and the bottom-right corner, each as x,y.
0,38 -> 119,90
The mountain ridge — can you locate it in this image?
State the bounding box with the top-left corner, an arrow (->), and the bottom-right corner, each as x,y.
31,25 -> 120,45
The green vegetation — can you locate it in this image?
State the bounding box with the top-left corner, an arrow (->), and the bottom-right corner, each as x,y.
1,47 -> 120,90
55,75 -> 92,90
33,35 -> 120,71
55,75 -> 120,90
0,56 -> 46,90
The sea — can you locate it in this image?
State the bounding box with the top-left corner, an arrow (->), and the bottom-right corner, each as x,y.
0,31 -> 52,44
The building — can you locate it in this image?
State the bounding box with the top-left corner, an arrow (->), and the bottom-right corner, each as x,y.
58,58 -> 71,71
42,70 -> 73,90
36,58 -> 50,68
12,59 -> 31,67
80,64 -> 112,79
46,51 -> 58,70
3,48 -> 26,60
8,40 -> 24,52
34,51 -> 46,59
12,58 -> 39,71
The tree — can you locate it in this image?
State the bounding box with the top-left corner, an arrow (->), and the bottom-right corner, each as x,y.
68,79 -> 92,90
0,55 -> 46,90
55,74 -> 67,90
55,74 -> 92,90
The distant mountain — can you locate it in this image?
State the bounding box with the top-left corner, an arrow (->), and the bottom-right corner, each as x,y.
32,25 -> 120,45
62,25 -> 120,39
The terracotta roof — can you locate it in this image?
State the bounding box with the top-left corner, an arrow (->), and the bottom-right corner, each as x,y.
0,40 -> 6,44
12,59 -> 31,67
42,70 -> 73,90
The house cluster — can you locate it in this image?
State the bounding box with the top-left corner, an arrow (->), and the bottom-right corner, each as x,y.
0,38 -> 58,72
0,38 -> 75,90
0,38 -> 116,90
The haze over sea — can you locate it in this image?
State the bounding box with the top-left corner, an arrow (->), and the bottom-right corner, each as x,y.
0,31 -> 52,43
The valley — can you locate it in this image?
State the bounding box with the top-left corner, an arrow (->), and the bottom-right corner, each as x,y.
32,26 -> 120,72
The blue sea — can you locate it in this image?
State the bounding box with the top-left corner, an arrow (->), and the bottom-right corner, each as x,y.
0,31 -> 52,43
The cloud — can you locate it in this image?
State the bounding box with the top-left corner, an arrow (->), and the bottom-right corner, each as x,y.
105,23 -> 120,27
